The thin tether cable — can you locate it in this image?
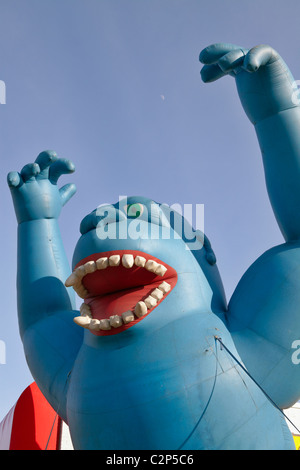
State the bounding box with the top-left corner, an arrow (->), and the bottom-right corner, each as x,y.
45,412 -> 59,450
45,369 -> 72,450
178,336 -> 219,450
214,336 -> 300,435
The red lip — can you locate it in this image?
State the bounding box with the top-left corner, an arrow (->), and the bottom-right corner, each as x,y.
74,250 -> 177,336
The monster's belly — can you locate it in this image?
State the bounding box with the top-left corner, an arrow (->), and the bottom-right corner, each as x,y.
66,311 -> 294,450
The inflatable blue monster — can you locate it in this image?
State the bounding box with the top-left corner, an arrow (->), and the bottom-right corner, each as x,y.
7,43 -> 300,450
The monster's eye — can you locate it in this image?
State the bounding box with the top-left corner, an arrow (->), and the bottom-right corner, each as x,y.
125,203 -> 144,218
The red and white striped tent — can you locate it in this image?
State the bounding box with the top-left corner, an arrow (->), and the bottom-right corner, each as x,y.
0,382 -> 73,450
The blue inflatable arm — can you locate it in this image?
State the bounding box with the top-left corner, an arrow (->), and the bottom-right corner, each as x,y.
200,43 -> 300,241
200,44 -> 300,408
7,151 -> 83,420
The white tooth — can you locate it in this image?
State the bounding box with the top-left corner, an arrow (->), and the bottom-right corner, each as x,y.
109,315 -> 123,328
134,301 -> 148,318
145,260 -> 159,273
122,310 -> 135,324
135,256 -> 146,267
80,303 -> 92,318
144,295 -> 157,309
109,255 -> 121,266
73,316 -> 91,328
65,272 -> 80,287
84,260 -> 96,274
75,265 -> 87,279
89,319 -> 101,331
73,284 -> 89,299
99,319 -> 111,330
82,312 -> 92,318
151,288 -> 164,301
96,257 -> 109,270
155,264 -> 167,277
122,254 -> 134,268
158,281 -> 171,294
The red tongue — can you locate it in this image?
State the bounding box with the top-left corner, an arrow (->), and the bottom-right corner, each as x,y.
85,282 -> 164,320
83,279 -> 176,336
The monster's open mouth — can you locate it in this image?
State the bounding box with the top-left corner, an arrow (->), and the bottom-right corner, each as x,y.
65,250 -> 177,336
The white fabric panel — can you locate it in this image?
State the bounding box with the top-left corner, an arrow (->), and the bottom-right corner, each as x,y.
59,421 -> 74,450
0,404 -> 16,450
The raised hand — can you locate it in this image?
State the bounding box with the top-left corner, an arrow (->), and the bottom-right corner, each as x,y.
7,151 -> 80,417
7,150 -> 76,224
199,43 -> 297,124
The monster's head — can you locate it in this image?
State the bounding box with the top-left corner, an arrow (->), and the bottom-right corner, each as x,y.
66,196 -> 226,337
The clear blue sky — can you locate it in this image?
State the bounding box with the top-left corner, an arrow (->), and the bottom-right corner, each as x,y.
0,0 -> 299,419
